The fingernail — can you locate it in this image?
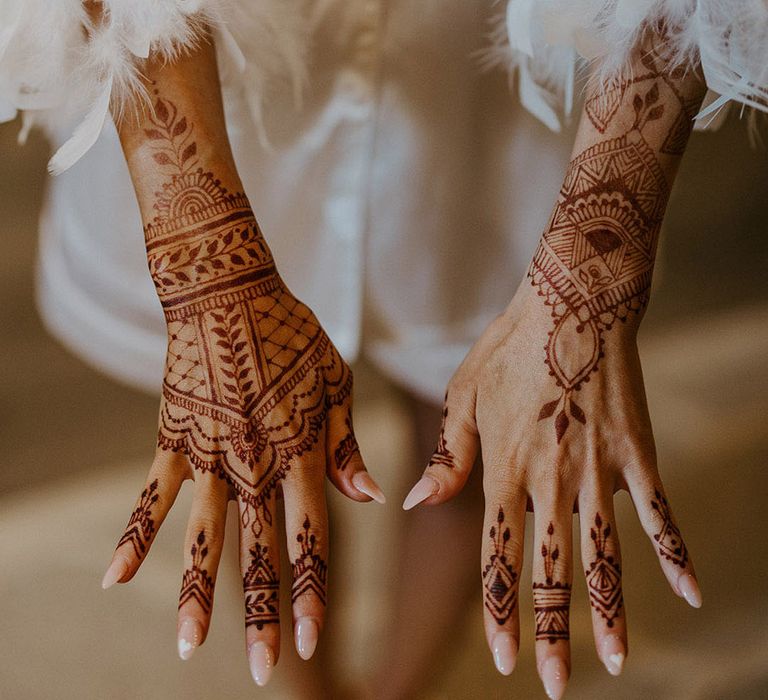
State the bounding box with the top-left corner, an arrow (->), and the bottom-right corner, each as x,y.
491,632 -> 517,675
402,476 -> 438,510
352,471 -> 387,504
295,617 -> 319,660
541,656 -> 568,700
248,641 -> 274,686
178,618 -> 203,660
678,573 -> 702,608
101,558 -> 127,590
601,634 -> 625,676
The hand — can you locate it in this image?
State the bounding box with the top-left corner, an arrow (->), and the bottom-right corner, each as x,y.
102,95 -> 385,686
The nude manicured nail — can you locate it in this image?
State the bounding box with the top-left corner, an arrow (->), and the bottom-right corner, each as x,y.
402,476 -> 438,510
678,573 -> 702,608
601,634 -> 625,676
541,656 -> 568,700
295,617 -> 319,660
248,641 -> 274,686
352,471 -> 387,504
101,558 -> 127,590
178,618 -> 203,660
491,632 -> 517,675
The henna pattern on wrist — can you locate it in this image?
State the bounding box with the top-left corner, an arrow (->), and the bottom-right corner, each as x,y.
482,507 -> 519,625
529,35 -> 704,443
117,479 -> 159,558
291,516 -> 328,606
141,93 -> 352,535
532,523 -> 571,643
651,489 -> 688,568
179,530 -> 214,614
585,513 -> 623,627
243,543 -> 279,629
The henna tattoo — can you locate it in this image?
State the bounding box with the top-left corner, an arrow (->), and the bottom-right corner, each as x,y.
117,479 -> 159,558
482,507 -> 518,625
532,523 -> 571,643
291,516 -> 328,606
179,530 -> 214,614
585,513 -> 623,627
429,400 -> 456,469
529,36 -> 703,443
243,543 -> 279,629
333,415 -> 359,471
651,489 -> 688,568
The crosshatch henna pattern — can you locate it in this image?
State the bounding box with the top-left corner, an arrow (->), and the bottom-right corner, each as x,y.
291,516 -> 328,606
533,523 -> 571,643
117,479 -> 159,558
651,489 -> 688,568
482,507 -> 519,625
179,530 -> 215,614
585,513 -> 623,627
142,92 -> 353,535
243,542 -> 280,629
528,37 -> 702,442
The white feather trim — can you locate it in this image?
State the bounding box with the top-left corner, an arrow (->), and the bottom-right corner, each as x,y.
0,0 -> 308,173
491,0 -> 768,131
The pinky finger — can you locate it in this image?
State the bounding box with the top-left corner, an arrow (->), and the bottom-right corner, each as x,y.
102,452 -> 186,589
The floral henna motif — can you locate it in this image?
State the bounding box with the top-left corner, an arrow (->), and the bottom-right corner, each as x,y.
117,479 -> 159,558
243,543 -> 279,629
532,523 -> 571,643
179,530 -> 215,614
585,513 -> 623,627
291,516 -> 328,606
482,507 -> 518,625
651,489 -> 688,568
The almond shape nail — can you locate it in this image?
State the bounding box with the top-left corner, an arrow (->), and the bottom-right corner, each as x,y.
402,476 -> 438,510
678,573 -> 703,608
351,471 -> 387,504
178,618 -> 203,661
249,641 -> 274,686
101,558 -> 127,590
601,634 -> 625,676
491,632 -> 517,675
295,617 -> 319,660
541,656 -> 568,700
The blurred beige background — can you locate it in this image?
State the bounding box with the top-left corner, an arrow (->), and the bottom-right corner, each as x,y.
1,111 -> 767,700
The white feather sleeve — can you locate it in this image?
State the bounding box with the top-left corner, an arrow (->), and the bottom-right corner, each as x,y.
490,0 -> 768,131
0,0 -> 308,174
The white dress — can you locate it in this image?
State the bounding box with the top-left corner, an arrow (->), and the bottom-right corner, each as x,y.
1,1 -> 766,402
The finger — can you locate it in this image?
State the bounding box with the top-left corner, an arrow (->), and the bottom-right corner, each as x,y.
283,466 -> 328,662
578,488 -> 627,677
481,490 -> 526,676
402,385 -> 479,510
238,496 -> 281,687
102,451 -> 186,589
177,471 -> 229,661
532,499 -> 573,700
626,469 -> 702,608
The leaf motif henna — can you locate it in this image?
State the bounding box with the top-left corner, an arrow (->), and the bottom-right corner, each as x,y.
117,479 -> 159,558
482,507 -> 519,625
243,543 -> 280,629
179,530 -> 215,614
291,516 -> 328,606
651,489 -> 688,568
585,513 -> 623,627
532,523 -> 571,644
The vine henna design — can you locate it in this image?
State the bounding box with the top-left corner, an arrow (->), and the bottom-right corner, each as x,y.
529,40 -> 700,443
117,479 -> 159,558
482,507 -> 519,625
651,489 -> 688,568
532,523 -> 571,643
179,530 -> 215,614
291,516 -> 328,606
585,513 -> 623,627
143,93 -> 352,534
243,542 -> 280,629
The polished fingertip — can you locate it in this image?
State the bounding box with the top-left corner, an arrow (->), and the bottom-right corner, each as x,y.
101,558 -> 127,590
351,471 -> 387,504
402,476 -> 438,510
678,573 -> 703,608
248,641 -> 274,686
178,618 -> 203,661
541,656 -> 568,700
601,634 -> 625,676
491,632 -> 517,675
295,617 -> 319,660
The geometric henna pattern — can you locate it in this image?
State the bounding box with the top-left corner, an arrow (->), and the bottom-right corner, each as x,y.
144,93 -> 353,535
482,506 -> 518,625
585,513 -> 623,627
291,515 -> 328,606
243,542 -> 280,629
333,415 -> 359,472
429,399 -> 456,469
179,530 -> 215,614
532,523 -> 571,643
117,479 -> 159,559
651,489 -> 688,568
